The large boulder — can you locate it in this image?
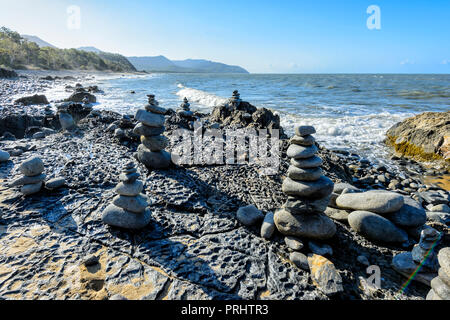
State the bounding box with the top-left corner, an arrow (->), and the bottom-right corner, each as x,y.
348,211 -> 408,243
65,91 -> 96,103
386,111 -> 450,163
274,209 -> 336,240
336,190 -> 404,214
0,68 -> 18,78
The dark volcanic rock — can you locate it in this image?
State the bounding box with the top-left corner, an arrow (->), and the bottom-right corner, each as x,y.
15,94 -> 49,106
0,68 -> 18,78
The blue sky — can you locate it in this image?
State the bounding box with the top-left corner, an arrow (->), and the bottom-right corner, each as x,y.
1,0 -> 449,73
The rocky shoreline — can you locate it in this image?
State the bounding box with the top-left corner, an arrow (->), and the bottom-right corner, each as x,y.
0,72 -> 448,300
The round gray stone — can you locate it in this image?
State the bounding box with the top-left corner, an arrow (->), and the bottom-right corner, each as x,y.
135,109 -> 165,128
290,156 -> 323,169
336,191 -> 404,214
45,177 -> 66,190
137,145 -> 171,169
260,212 -> 275,239
0,150 -> 10,162
284,195 -> 331,214
133,123 -> 165,137
287,166 -> 322,181
324,207 -> 350,222
290,252 -> 309,270
295,126 -> 316,136
388,196 -> 426,228
333,183 -> 360,194
285,236 -> 304,251
237,205 -> 264,226
274,209 -> 337,240
102,204 -> 151,230
145,104 -> 167,115
348,211 -> 409,243
282,176 -> 334,200
290,134 -> 315,146
287,144 -> 318,160
21,182 -> 42,196
438,247 -> 450,270
10,173 -> 46,187
431,276 -> 450,300
114,180 -> 144,196
19,156 -> 44,177
141,135 -> 169,152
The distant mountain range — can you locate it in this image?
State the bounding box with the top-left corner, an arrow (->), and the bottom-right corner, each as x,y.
21,35 -> 57,48
19,35 -> 249,74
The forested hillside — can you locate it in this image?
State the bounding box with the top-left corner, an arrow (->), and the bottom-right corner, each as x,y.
0,27 -> 136,72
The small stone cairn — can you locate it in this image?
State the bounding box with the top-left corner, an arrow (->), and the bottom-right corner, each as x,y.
229,90 -> 241,109
177,97 -> 193,118
102,162 -> 151,229
134,95 -> 171,169
392,228 -> 441,286
11,156 -> 45,196
274,125 -> 336,240
427,247 -> 450,300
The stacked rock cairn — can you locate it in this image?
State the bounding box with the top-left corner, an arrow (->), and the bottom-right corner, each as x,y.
229,90 -> 241,109
427,247 -> 450,300
274,125 -> 336,240
392,228 -> 441,285
102,162 -> 151,229
177,97 -> 193,117
134,95 -> 171,169
12,156 -> 45,196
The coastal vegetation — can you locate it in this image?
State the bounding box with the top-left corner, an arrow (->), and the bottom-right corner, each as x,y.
0,27 -> 136,72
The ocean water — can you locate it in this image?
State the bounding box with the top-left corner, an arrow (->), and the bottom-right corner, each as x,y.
43,73 -> 450,165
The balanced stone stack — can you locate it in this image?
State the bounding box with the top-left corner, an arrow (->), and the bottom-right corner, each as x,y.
102,162 -> 151,229
335,191 -> 426,244
427,247 -> 450,300
134,95 -> 171,169
177,97 -> 193,118
392,228 -> 441,286
274,126 -> 336,240
229,90 -> 241,109
12,156 -> 45,196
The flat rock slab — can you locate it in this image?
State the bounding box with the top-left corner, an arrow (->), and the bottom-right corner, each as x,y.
135,109 -> 165,128
348,211 -> 408,243
307,254 -> 343,296
274,209 -> 336,240
260,212 -> 275,239
336,190 -> 404,214
282,176 -> 334,199
287,166 -> 322,181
